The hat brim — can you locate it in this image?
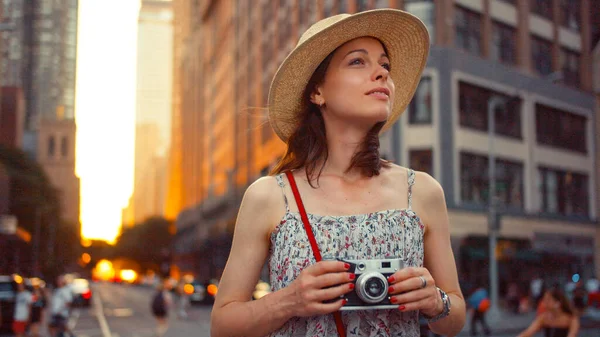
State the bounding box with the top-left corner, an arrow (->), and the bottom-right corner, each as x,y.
268,9 -> 430,142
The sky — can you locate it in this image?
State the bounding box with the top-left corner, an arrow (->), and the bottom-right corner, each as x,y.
76,0 -> 141,243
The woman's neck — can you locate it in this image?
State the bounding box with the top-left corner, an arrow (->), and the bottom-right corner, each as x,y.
320,128 -> 366,181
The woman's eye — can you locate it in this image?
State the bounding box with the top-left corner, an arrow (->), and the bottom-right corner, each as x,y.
349,58 -> 364,66
381,62 -> 391,71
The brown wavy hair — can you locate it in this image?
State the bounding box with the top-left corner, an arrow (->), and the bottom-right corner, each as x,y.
270,49 -> 390,187
546,287 -> 574,316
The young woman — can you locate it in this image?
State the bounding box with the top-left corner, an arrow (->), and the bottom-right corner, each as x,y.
211,9 -> 465,337
517,288 -> 580,337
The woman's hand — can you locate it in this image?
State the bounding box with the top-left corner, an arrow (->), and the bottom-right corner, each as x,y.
286,260 -> 355,317
387,266 -> 443,317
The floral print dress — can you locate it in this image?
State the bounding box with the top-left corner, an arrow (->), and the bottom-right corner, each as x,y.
268,169 -> 425,337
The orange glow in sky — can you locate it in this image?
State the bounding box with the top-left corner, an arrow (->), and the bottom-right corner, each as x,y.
75,0 -> 141,243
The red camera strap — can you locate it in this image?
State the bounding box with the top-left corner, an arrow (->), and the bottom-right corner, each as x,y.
285,171 -> 346,337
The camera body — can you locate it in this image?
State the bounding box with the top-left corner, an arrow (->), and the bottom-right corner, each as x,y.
324,257 -> 403,311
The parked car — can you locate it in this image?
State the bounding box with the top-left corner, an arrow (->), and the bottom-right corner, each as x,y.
188,279 -> 219,305
70,278 -> 92,307
0,275 -> 17,333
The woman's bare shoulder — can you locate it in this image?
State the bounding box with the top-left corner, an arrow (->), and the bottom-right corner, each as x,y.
382,164 -> 443,198
238,175 -> 287,229
243,175 -> 283,207
412,170 -> 444,200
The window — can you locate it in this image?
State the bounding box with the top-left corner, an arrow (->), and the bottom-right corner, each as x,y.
298,0 -> 315,29
48,135 -> 55,157
357,0 -> 369,12
491,21 -> 516,65
61,136 -> 68,157
560,48 -> 580,88
374,0 -> 389,8
459,82 -> 522,138
405,0 -> 435,44
559,0 -> 580,31
460,152 -> 524,208
535,104 -> 587,153
409,149 -> 433,177
408,77 -> 432,124
455,6 -> 482,56
277,2 -> 291,54
530,0 -> 552,19
539,167 -> 588,216
324,0 -> 335,16
531,36 -> 553,75
261,1 -> 273,105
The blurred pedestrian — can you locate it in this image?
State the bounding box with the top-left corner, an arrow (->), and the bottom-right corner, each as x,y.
530,275 -> 544,307
12,281 -> 33,337
466,286 -> 491,336
571,281 -> 587,316
211,8 -> 465,337
176,281 -> 189,320
49,275 -> 74,337
151,279 -> 172,337
517,287 -> 579,337
29,282 -> 47,337
506,282 -> 520,314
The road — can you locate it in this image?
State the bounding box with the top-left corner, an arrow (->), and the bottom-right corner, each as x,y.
64,283 -> 599,337
72,282 -> 212,337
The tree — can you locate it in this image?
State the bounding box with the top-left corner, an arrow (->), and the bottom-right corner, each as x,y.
113,216 -> 173,272
0,144 -> 73,278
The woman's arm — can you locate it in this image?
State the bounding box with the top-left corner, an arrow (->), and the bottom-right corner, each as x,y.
210,177 -> 352,337
567,315 -> 580,337
210,177 -> 292,337
416,172 -> 466,336
516,315 -> 544,337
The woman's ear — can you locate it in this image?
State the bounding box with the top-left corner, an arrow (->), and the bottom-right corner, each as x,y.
309,86 -> 325,107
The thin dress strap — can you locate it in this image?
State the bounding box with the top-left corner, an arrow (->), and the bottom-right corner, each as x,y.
274,173 -> 290,212
407,168 -> 415,210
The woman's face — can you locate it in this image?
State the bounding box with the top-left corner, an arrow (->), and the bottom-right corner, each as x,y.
314,37 -> 395,127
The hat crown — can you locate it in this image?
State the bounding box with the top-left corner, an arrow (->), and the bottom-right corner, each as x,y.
297,14 -> 351,47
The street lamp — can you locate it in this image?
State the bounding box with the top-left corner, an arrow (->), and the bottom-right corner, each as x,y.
487,95 -> 506,318
487,71 -> 563,316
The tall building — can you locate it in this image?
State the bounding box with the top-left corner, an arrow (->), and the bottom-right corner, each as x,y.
123,123 -> 167,225
0,0 -> 80,227
169,0 -> 599,285
123,0 -> 173,226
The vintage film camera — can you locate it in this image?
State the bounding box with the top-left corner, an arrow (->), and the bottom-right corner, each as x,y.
324,257 -> 403,310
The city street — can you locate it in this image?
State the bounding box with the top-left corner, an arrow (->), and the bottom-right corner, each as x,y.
68,283 -> 600,337
72,282 -> 212,337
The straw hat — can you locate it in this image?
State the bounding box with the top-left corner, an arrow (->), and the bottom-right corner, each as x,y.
268,9 -> 430,142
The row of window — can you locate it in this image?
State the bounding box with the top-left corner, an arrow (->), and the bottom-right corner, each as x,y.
530,0 -> 581,32
409,78 -> 588,154
411,149 -> 590,217
47,135 -> 69,158
455,6 -> 581,87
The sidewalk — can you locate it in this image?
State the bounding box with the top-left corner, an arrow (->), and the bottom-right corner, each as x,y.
457,308 -> 600,336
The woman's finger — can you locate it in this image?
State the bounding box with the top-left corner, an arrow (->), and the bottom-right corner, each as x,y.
314,272 -> 355,289
397,294 -> 437,313
311,297 -> 347,315
314,282 -> 355,302
389,288 -> 432,305
388,274 -> 434,295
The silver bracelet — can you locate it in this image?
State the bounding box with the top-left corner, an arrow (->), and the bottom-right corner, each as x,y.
423,287 -> 451,323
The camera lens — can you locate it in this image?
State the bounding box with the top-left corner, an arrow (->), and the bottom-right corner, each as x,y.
357,263 -> 366,271
365,277 -> 385,297
355,272 -> 388,304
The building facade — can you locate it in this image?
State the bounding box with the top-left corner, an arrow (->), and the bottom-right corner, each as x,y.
169,0 -> 599,290
0,0 -> 81,229
123,0 -> 173,227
